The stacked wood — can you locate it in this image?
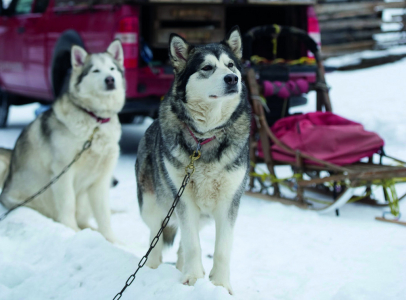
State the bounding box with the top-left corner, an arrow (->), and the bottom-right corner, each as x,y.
151,5 -> 225,48
317,0 -> 406,58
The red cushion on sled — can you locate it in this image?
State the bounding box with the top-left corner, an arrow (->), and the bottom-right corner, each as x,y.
257,112 -> 384,166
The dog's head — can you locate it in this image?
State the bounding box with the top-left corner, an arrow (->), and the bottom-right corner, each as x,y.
169,26 -> 244,132
69,40 -> 126,116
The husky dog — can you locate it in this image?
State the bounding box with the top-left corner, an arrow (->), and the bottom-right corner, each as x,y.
0,41 -> 125,243
135,26 -> 250,294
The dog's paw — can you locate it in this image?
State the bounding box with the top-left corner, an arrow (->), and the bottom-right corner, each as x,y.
78,223 -> 97,231
102,232 -> 118,244
209,270 -> 233,295
64,222 -> 81,232
146,257 -> 162,269
72,225 -> 81,232
182,261 -> 205,286
182,273 -> 204,286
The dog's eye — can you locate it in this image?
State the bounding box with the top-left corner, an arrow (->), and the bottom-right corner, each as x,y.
93,69 -> 100,73
228,62 -> 234,68
201,65 -> 213,71
111,67 -> 115,71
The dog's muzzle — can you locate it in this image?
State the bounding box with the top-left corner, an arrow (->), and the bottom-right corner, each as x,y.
224,74 -> 238,85
224,74 -> 239,94
105,76 -> 116,90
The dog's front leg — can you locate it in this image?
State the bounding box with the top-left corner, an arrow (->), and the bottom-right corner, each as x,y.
177,199 -> 204,286
88,177 -> 116,243
51,169 -> 79,232
210,202 -> 236,295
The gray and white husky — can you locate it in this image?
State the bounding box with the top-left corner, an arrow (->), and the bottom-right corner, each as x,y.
135,26 -> 250,294
0,41 -> 125,243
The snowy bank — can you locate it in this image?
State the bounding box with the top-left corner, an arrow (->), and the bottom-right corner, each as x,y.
0,208 -> 232,300
1,194 -> 406,300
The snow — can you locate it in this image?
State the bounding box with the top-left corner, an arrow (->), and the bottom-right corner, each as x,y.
1,59 -> 406,300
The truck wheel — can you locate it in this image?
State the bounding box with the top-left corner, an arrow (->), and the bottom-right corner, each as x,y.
51,30 -> 85,99
0,90 -> 9,128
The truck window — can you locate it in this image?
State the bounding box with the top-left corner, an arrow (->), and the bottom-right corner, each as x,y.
33,0 -> 48,13
15,0 -> 33,14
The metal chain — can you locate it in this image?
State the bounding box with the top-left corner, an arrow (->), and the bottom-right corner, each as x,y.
0,127 -> 99,222
113,149 -> 201,300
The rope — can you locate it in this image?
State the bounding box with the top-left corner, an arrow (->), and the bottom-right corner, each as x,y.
383,179 -> 400,217
250,55 -> 316,66
272,24 -> 281,58
250,171 -> 302,183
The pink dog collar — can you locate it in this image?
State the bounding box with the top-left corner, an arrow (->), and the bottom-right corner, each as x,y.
185,125 -> 216,149
82,109 -> 111,124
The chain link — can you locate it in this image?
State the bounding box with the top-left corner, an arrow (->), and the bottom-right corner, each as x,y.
113,149 -> 201,300
0,127 -> 99,222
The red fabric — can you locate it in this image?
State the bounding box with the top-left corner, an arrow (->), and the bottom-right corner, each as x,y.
257,112 -> 384,166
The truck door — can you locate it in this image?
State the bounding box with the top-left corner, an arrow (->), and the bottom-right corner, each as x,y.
0,0 -> 28,92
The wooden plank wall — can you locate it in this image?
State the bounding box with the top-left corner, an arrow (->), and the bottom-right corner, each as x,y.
317,0 -> 406,58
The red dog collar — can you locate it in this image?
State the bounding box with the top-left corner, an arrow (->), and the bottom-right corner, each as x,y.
185,124 -> 216,149
82,109 -> 110,124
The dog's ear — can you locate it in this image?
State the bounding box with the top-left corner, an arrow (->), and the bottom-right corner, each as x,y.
169,34 -> 191,72
223,26 -> 242,60
107,40 -> 124,67
71,45 -> 88,69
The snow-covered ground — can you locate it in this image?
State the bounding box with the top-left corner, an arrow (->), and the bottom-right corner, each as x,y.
1,59 -> 406,300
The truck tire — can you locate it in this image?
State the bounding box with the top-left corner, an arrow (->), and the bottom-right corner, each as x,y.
51,30 -> 85,99
0,90 -> 9,128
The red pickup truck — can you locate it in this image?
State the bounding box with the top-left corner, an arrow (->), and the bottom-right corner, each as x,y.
0,0 -> 320,127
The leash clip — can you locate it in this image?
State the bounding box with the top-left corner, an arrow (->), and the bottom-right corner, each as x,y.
185,150 -> 201,175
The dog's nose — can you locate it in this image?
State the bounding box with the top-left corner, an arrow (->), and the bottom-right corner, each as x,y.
105,76 -> 115,85
105,76 -> 115,90
224,74 -> 238,85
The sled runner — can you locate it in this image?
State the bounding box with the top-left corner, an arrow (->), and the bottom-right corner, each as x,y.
243,25 -> 406,223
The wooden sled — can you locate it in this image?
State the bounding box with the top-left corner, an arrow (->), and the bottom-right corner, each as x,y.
243,25 -> 406,223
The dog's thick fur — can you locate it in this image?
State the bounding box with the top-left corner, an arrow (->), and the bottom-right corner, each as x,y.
0,41 -> 125,242
135,26 -> 250,293
0,148 -> 12,187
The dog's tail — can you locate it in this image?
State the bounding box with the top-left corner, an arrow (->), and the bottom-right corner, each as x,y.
163,225 -> 178,246
0,148 -> 12,189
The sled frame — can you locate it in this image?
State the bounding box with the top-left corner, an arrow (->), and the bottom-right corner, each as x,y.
244,25 -> 406,214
